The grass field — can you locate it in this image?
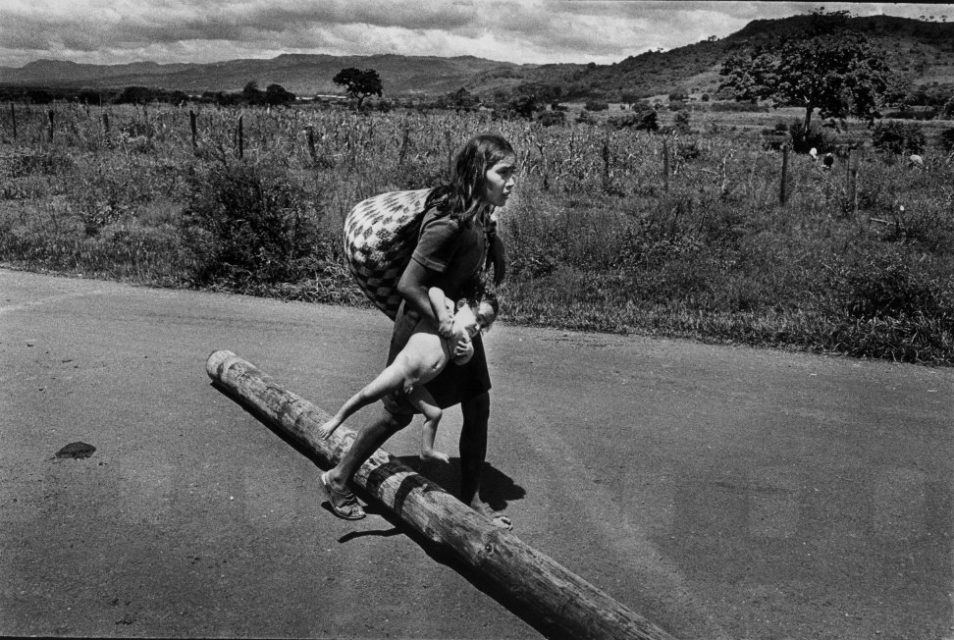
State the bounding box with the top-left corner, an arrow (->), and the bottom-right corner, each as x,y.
1,101 -> 952,365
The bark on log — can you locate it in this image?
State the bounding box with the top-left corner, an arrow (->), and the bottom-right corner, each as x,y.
206,349 -> 677,640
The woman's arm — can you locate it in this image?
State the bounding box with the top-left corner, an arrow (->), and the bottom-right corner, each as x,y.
427,286 -> 455,338
397,261 -> 456,338
397,259 -> 437,321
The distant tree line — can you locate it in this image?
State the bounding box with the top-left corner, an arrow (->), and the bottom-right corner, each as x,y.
0,81 -> 297,107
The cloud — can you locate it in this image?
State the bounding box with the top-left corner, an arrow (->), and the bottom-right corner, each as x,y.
0,1 -> 951,67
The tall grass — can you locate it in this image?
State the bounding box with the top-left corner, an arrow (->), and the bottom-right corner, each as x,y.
1,102 -> 952,365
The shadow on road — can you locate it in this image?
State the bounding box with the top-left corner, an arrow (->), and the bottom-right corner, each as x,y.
393,454 -> 527,513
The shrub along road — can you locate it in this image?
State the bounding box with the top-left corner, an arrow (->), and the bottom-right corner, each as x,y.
1,267 -> 951,640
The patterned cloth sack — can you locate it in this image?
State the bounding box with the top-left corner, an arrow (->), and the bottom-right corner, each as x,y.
343,188 -> 434,319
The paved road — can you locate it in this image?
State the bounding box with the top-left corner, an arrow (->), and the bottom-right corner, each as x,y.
1,267 -> 952,640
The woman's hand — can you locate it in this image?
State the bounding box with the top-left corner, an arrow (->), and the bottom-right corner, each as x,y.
437,314 -> 455,339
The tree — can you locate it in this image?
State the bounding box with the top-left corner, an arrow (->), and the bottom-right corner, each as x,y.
438,87 -> 479,110
242,81 -> 264,105
507,94 -> 542,119
332,68 -> 382,107
718,10 -> 893,134
265,84 -> 296,106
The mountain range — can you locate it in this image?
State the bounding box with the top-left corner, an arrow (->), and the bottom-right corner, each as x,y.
2,14 -> 953,101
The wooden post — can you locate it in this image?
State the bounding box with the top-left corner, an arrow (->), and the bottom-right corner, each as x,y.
189,110 -> 198,150
205,351 -> 677,640
237,115 -> 244,159
779,143 -> 789,205
445,129 -> 453,175
851,148 -> 860,217
602,135 -> 610,192
662,139 -> 670,193
48,109 -> 55,144
101,112 -> 110,149
9,102 -> 16,140
398,125 -> 410,164
306,126 -> 318,164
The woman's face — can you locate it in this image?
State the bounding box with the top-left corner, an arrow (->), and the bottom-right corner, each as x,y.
482,155 -> 517,207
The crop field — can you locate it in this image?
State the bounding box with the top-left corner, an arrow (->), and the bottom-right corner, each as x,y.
0,101 -> 952,365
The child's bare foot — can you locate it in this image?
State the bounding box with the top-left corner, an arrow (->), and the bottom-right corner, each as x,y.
317,419 -> 340,439
420,448 -> 450,464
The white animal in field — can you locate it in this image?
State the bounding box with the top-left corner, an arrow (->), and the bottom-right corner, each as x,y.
808,147 -> 818,160
908,154 -> 924,168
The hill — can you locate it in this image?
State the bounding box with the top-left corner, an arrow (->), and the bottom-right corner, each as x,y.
0,53 -> 537,97
513,14 -> 954,101
1,14 -> 953,101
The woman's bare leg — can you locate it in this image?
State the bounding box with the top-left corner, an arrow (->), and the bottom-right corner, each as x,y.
325,406 -> 413,493
460,391 -> 511,529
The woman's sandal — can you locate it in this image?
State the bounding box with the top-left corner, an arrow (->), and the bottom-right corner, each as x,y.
319,472 -> 366,520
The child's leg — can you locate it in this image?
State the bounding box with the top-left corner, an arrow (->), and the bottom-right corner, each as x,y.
410,388 -> 448,463
318,363 -> 409,438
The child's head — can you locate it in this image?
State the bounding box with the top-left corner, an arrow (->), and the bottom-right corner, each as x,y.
453,294 -> 499,337
474,295 -> 499,331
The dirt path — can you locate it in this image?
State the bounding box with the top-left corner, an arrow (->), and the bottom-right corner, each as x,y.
1,267 -> 951,639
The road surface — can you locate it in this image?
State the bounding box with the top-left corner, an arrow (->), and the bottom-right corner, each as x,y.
1,267 -> 951,639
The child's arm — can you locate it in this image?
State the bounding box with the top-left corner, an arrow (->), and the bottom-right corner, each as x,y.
427,286 -> 455,338
452,332 -> 475,365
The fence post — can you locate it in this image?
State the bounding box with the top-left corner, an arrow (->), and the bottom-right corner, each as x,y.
100,111 -> 110,149
662,139 -> 670,193
445,129 -> 453,175
306,126 -> 318,164
845,148 -> 853,214
10,102 -> 16,140
47,109 -> 55,144
851,148 -> 860,217
398,124 -> 410,165
779,143 -> 789,205
237,115 -> 244,159
189,110 -> 197,150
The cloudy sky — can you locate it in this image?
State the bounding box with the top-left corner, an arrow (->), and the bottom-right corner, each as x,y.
0,1 -> 950,68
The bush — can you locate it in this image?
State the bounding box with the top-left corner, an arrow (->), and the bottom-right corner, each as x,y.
940,127 -> 954,154
507,95 -> 542,119
609,109 -> 659,131
180,157 -> 325,288
709,101 -> 769,113
673,109 -> 691,134
872,121 -> 926,155
827,250 -> 951,322
537,110 -> 566,127
788,118 -> 836,154
942,96 -> 954,120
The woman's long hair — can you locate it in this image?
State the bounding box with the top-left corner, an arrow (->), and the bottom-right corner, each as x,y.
425,134 -> 514,225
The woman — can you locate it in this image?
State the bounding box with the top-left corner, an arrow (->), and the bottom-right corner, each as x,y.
320,133 -> 516,529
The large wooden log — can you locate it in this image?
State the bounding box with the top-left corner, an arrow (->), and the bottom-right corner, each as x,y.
206,350 -> 677,640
